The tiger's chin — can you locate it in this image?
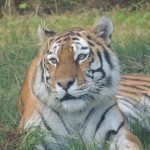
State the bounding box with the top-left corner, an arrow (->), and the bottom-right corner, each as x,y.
58,94 -> 90,112
59,94 -> 79,102
61,99 -> 88,112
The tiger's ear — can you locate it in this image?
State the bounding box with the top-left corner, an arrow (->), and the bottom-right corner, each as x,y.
92,16 -> 113,46
38,25 -> 56,45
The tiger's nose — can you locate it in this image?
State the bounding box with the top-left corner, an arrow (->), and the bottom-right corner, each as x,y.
57,78 -> 75,91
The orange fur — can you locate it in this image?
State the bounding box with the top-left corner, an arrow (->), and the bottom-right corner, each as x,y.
125,131 -> 143,150
18,56 -> 42,129
118,74 -> 150,102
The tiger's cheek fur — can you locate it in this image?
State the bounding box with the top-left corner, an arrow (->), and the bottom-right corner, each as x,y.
44,61 -> 55,85
80,54 -> 94,71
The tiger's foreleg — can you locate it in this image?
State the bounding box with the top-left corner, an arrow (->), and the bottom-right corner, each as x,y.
110,127 -> 143,150
35,135 -> 70,150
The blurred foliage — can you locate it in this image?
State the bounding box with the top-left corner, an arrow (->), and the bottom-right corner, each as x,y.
18,3 -> 29,10
0,0 -> 149,18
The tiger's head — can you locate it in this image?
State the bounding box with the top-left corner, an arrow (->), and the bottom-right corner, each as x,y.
32,16 -> 120,112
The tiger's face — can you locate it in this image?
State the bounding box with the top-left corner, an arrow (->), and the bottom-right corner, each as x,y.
44,31 -> 99,110
32,17 -> 120,112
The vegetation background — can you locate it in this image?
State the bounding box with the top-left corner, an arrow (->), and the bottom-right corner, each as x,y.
0,0 -> 150,149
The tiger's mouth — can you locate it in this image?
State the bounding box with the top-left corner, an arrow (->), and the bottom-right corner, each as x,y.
60,94 -> 79,102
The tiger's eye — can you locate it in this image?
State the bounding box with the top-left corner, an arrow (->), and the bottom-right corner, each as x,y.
77,54 -> 87,61
49,58 -> 57,64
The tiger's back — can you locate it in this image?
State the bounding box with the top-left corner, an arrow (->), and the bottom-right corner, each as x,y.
117,74 -> 150,131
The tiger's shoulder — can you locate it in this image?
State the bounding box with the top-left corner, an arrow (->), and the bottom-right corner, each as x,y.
18,56 -> 42,129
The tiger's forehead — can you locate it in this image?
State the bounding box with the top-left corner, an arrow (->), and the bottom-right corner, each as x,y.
46,29 -> 90,54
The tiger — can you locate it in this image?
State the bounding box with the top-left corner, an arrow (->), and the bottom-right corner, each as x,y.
18,16 -> 146,150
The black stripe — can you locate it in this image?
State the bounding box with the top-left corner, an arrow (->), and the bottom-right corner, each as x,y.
96,42 -> 104,47
87,36 -> 92,40
72,37 -> 79,40
145,94 -> 150,99
99,76 -> 112,87
103,49 -> 113,69
85,72 -> 94,79
55,36 -> 62,41
94,103 -> 117,135
122,77 -> 150,83
81,46 -> 88,50
32,84 -> 51,106
97,51 -> 103,68
46,76 -> 50,82
117,100 -> 138,121
90,48 -> 94,55
88,41 -> 94,47
44,30 -> 56,37
77,33 -> 81,37
82,107 -> 95,134
90,67 -> 106,79
70,32 -> 75,36
53,45 -> 57,49
85,94 -> 95,101
85,107 -> 95,123
117,96 -> 135,105
105,121 -> 125,141
63,33 -> 71,37
38,110 -> 60,145
52,109 -> 70,134
120,83 -> 150,90
74,42 -> 81,45
32,87 -> 40,100
32,76 -> 51,102
46,51 -> 53,54
37,102 -> 69,134
138,85 -> 150,88
63,37 -> 70,41
118,90 -> 149,100
56,40 -> 62,43
91,51 -> 106,79
120,84 -> 150,91
40,61 -> 44,82
40,113 -> 52,131
118,98 -> 135,108
88,57 -> 94,66
49,38 -> 54,43
106,76 -> 112,86
99,77 -> 112,87
119,90 -> 150,99
119,89 -> 138,95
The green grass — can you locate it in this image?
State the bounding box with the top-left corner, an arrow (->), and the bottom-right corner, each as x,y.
0,9 -> 150,149
113,36 -> 150,74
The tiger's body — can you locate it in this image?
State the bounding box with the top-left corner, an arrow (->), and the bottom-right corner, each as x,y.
18,17 -> 148,150
117,74 -> 150,131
